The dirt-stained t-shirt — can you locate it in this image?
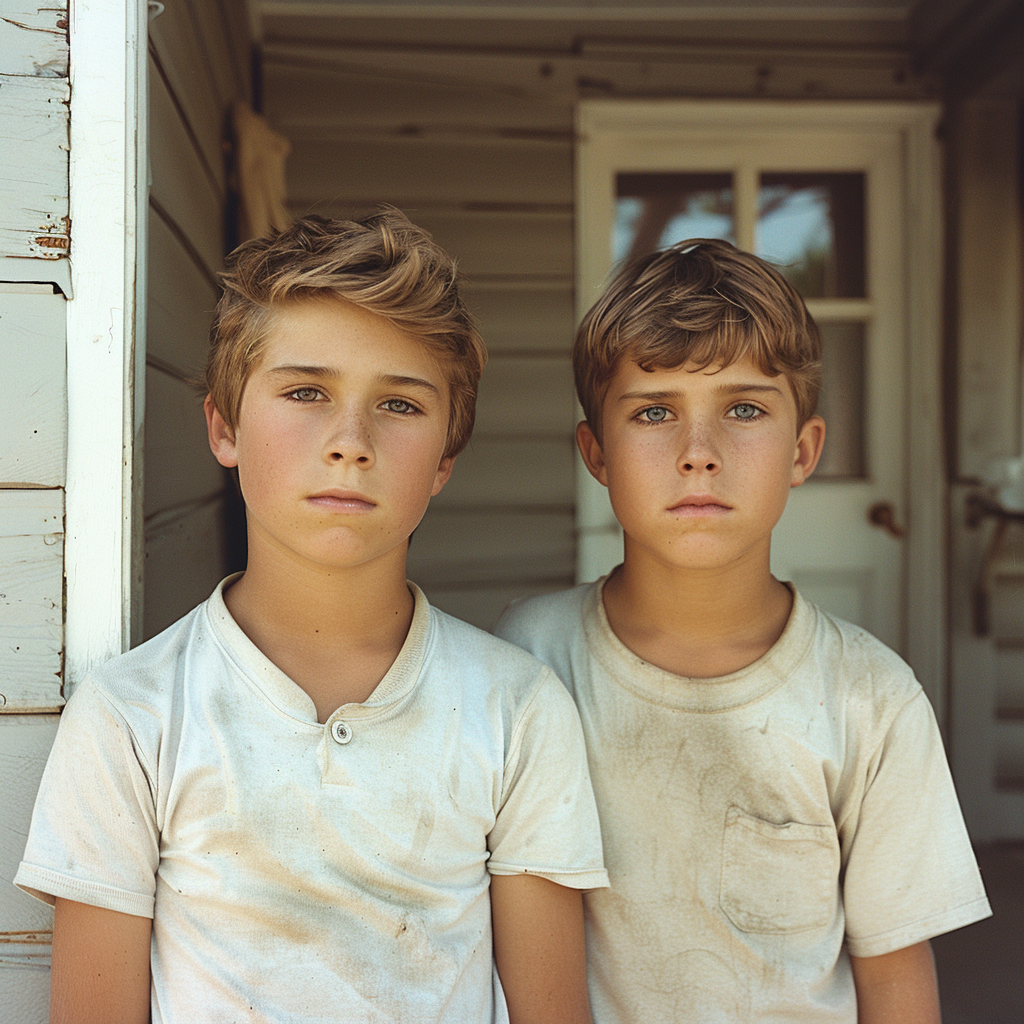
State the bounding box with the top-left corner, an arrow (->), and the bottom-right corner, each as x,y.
496,580 -> 989,1024
17,578 -> 608,1023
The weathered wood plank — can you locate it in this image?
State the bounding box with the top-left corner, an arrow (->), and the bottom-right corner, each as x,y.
287,137 -> 571,208
147,209 -> 219,374
0,2 -> 67,78
144,367 -> 225,518
474,355 -> 575,438
463,283 -> 574,354
0,74 -> 69,260
148,3 -> 226,194
409,509 -> 573,587
0,965 -> 49,1021
0,290 -> 65,487
416,211 -> 572,278
206,0 -> 251,107
0,491 -> 63,712
148,56 -> 223,278
0,715 -> 59,931
264,60 -> 570,136
293,209 -> 573,280
144,496 -> 228,639
262,38 -> 928,104
433,437 -> 574,509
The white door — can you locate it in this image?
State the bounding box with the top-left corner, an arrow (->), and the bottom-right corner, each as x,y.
576,102 -> 944,700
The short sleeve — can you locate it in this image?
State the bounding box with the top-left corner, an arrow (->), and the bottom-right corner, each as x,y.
487,670 -> 608,891
842,691 -> 990,957
14,677 -> 160,918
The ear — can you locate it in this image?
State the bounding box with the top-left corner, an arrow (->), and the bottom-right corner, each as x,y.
430,456 -> 455,496
576,421 -> 609,487
791,415 -> 826,487
205,394 -> 239,469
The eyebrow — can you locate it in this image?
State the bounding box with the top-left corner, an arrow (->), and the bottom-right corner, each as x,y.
617,383 -> 784,402
265,365 -> 441,396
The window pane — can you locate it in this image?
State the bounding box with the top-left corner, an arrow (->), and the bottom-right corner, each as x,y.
615,172 -> 734,266
757,172 -> 865,298
815,321 -> 866,479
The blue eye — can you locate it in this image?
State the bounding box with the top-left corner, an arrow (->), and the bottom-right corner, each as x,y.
641,406 -> 669,423
731,403 -> 761,420
382,399 -> 417,414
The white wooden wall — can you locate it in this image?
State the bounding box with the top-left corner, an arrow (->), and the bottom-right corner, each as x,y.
144,0 -> 252,639
0,3 -> 68,1014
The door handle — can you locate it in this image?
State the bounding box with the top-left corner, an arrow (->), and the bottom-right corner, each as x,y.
867,501 -> 906,539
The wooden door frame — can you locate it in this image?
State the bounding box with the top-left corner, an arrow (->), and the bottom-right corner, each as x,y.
574,100 -> 945,716
65,0 -> 148,690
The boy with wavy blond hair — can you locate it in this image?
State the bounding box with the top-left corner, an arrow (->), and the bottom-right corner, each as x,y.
497,238 -> 989,1023
17,210 -> 607,1024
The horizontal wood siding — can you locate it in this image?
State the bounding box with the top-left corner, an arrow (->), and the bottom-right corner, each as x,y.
0,290 -> 66,487
0,715 -> 59,930
0,0 -> 69,261
269,52 -> 578,629
0,5 -> 67,78
143,0 -> 250,638
144,367 -> 224,518
144,496 -> 230,640
0,491 -> 63,712
0,713 -> 57,1022
0,8 -> 68,1002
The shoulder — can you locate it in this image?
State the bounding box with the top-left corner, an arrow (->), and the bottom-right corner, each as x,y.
428,605 -> 568,701
493,584 -> 595,698
430,605 -> 557,677
796,594 -> 924,724
71,599 -> 216,761
494,583 -> 592,657
426,604 -> 581,728
495,584 -> 591,641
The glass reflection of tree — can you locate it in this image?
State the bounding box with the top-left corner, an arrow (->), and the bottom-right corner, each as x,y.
757,173 -> 865,299
616,172 -> 734,267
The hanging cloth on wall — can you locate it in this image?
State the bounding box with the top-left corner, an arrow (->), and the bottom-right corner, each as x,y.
231,102 -> 291,241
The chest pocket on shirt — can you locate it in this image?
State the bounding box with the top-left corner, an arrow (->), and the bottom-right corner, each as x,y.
719,806 -> 839,934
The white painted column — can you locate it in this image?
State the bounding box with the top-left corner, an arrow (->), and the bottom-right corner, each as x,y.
64,0 -> 148,687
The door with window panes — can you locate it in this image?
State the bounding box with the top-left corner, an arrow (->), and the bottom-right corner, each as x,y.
576,103 -> 941,660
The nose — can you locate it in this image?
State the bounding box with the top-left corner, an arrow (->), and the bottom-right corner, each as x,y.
677,421 -> 721,475
324,408 -> 374,467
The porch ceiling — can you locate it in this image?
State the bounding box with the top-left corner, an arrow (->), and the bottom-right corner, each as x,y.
255,2 -> 918,53
254,1 -> 1022,102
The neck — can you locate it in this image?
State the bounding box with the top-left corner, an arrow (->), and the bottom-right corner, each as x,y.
223,537 -> 415,721
602,539 -> 793,679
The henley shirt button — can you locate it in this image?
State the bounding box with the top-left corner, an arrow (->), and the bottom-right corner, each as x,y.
331,720 -> 352,745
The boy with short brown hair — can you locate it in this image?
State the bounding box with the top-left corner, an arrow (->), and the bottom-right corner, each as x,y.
497,238 -> 989,1023
17,210 -> 607,1024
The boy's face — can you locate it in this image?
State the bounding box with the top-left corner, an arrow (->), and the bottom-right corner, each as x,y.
577,355 -> 825,575
206,297 -> 454,575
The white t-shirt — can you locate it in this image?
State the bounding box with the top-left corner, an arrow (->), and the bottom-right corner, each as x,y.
496,580 -> 990,1024
17,578 -> 608,1023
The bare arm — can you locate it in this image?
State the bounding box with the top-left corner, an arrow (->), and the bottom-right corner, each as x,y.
50,898 -> 152,1024
490,873 -> 592,1024
850,940 -> 941,1024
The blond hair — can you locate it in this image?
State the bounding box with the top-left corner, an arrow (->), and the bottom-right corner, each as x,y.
573,238 -> 822,435
205,209 -> 486,458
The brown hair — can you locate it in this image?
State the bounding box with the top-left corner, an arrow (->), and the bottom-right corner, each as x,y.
573,238 -> 822,435
205,209 -> 486,459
